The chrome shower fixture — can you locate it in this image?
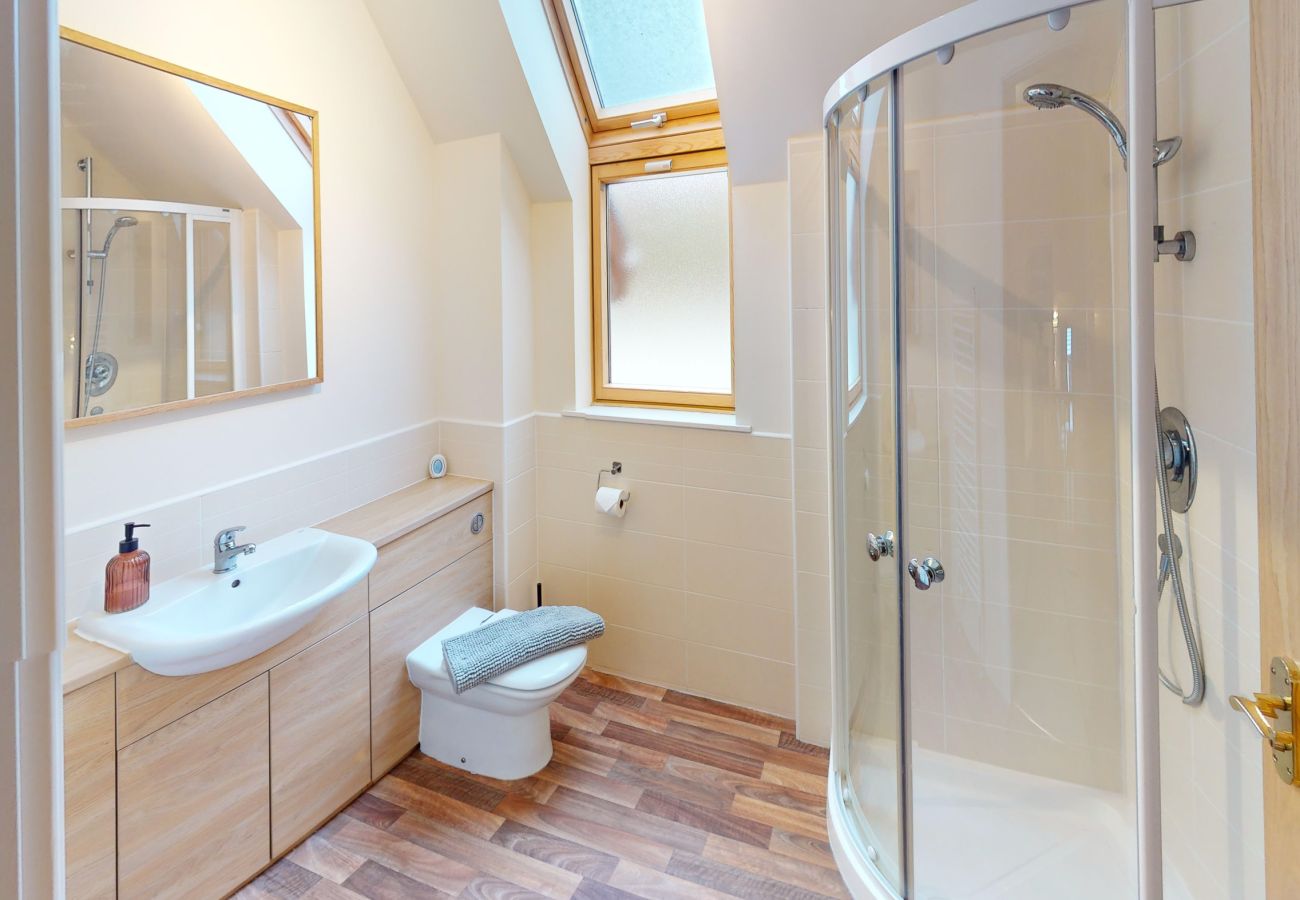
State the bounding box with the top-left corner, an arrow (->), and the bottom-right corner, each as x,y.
86,215 -> 138,259
1022,83 -> 1184,169
1024,82 -> 1195,261
1023,83 -> 1130,162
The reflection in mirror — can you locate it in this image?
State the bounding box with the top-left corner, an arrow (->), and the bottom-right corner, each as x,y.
59,31 -> 321,424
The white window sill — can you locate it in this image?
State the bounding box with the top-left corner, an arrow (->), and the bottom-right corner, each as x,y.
563,405 -> 751,433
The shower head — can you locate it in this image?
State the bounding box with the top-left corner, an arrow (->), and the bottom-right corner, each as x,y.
92,215 -> 139,258
1022,82 -> 1184,169
1023,83 -> 1129,162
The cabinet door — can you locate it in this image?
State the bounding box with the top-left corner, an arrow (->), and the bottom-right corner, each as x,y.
270,617 -> 370,856
64,675 -> 116,900
117,676 -> 270,900
369,492 -> 492,609
370,542 -> 492,777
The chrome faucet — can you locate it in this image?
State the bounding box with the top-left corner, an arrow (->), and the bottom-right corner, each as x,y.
213,526 -> 256,574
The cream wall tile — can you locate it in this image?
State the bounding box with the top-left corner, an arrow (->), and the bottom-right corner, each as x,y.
685,644 -> 796,717
796,685 -> 831,747
588,625 -> 688,689
685,593 -> 794,663
587,575 -> 687,640
682,542 -> 794,611
797,627 -> 832,690
683,488 -> 793,552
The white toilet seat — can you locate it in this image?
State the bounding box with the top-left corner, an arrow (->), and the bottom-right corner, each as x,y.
405,607 -> 588,779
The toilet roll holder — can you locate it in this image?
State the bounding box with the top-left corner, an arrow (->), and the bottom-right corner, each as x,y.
595,461 -> 623,489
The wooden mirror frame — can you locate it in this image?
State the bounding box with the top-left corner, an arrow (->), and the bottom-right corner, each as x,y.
59,28 -> 324,429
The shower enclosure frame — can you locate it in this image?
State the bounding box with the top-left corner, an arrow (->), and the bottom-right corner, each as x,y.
821,0 -> 1174,897
61,196 -> 245,419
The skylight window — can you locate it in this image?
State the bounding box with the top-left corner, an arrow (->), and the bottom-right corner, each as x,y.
569,0 -> 715,114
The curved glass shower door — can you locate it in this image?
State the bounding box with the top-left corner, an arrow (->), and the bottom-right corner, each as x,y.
830,76 -> 904,893
828,1 -> 1149,898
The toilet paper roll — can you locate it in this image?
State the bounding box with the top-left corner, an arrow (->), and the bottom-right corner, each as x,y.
595,485 -> 630,518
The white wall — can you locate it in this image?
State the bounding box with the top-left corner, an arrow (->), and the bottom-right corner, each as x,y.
59,0 -> 442,529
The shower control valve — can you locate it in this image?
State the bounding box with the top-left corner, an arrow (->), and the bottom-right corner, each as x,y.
907,557 -> 945,591
865,531 -> 895,562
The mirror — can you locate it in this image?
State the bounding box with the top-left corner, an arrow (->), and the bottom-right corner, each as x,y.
59,29 -> 322,425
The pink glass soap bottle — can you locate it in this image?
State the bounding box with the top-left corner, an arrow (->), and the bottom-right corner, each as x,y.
105,522 -> 151,614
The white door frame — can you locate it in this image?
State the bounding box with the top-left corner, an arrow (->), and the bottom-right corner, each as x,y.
0,0 -> 64,897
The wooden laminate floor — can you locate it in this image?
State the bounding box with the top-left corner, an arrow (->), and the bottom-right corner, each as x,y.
236,669 -> 848,900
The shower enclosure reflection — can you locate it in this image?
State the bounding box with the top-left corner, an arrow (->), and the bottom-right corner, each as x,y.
60,30 -> 321,423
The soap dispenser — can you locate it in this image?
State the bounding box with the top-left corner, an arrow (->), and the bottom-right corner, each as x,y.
105,522 -> 151,613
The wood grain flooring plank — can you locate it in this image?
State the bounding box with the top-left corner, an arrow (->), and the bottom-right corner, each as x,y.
455,875 -> 545,900
639,699 -> 782,747
609,760 -> 735,811
731,795 -> 829,841
660,691 -> 794,732
549,702 -> 611,735
702,835 -> 849,899
761,763 -> 829,796
494,794 -> 674,870
664,721 -> 828,776
328,818 -> 479,896
592,701 -> 673,733
300,880 -> 367,900
234,859 -> 322,899
567,677 -> 647,709
768,828 -> 838,871
388,811 -> 580,900
532,761 -> 644,808
601,722 -> 764,779
666,850 -> 832,900
393,756 -> 510,810
606,859 -> 735,900
545,785 -> 710,855
559,728 -> 668,770
342,859 -> 452,899
488,820 -> 619,883
371,774 -> 506,840
778,732 -> 830,760
286,833 -> 367,884
341,792 -> 406,830
635,790 -> 772,848
569,877 -> 645,900
646,756 -> 824,817
581,669 -> 667,701
549,741 -> 616,776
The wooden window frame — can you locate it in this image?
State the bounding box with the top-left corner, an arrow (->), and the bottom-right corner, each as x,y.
541,0 -> 721,144
591,149 -> 735,411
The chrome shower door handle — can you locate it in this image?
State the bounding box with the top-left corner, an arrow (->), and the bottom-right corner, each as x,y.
907,557 -> 945,590
866,531 -> 895,562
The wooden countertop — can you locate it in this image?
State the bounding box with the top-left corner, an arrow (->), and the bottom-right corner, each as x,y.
318,475 -> 492,548
62,475 -> 493,694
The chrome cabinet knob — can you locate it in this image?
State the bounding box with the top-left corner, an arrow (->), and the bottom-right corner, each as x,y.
907,557 -> 945,590
866,531 -> 895,561
470,512 -> 485,535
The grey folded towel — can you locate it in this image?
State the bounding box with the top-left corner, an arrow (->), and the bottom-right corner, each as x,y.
442,606 -> 605,694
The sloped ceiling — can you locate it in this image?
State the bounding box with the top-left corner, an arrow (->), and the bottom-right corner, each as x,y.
363,0 -> 568,202
701,0 -> 968,184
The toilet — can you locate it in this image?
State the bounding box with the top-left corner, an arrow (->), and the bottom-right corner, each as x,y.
406,607 -> 586,780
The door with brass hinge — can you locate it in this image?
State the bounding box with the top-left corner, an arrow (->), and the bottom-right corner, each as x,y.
1247,2 -> 1300,896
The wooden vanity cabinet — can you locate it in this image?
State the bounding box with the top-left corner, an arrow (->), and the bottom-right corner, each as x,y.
116,676 -> 270,900
64,674 -> 116,900
62,479 -> 495,898
270,616 -> 371,856
370,541 -> 493,777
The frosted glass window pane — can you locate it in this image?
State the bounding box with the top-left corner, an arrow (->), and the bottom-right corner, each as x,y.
571,0 -> 714,110
605,169 -> 731,394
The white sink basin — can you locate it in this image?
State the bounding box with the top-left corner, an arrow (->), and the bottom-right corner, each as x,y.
76,528 -> 377,676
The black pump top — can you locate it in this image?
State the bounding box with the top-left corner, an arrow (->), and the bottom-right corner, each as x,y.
119,522 -> 151,553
